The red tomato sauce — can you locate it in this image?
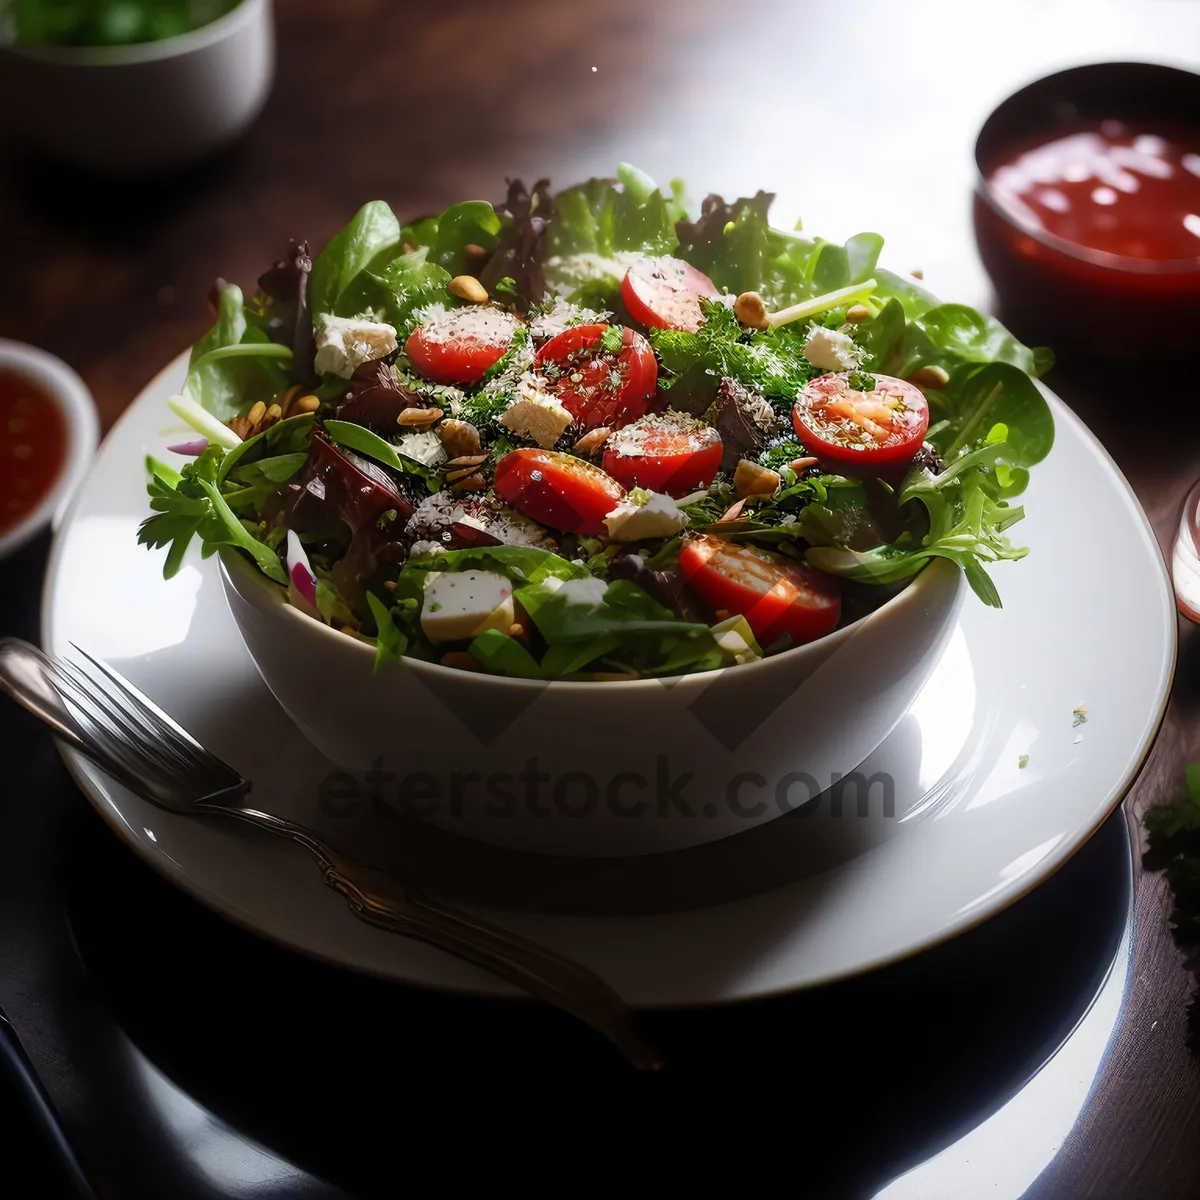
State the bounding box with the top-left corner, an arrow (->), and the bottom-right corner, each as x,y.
0,369 -> 67,537
987,121 -> 1200,262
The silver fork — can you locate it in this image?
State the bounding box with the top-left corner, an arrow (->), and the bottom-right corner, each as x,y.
0,638 -> 661,1070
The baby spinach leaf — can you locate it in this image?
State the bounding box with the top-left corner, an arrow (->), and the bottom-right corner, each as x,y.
402,545 -> 590,589
468,630 -> 543,679
540,638 -> 620,677
182,284 -> 292,423
846,232 -> 885,284
931,362 -> 1055,467
517,578 -> 708,643
227,453 -> 309,486
217,413 -> 315,484
916,304 -> 1052,378
809,241 -> 851,293
430,201 -> 501,275
853,298 -> 906,371
366,592 -> 408,675
348,248 -> 452,334
310,201 -> 402,317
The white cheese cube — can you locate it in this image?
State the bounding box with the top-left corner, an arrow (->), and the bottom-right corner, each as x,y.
498,372 -> 573,448
420,570 -> 516,643
803,325 -> 862,372
603,492 -> 689,542
313,313 -> 399,379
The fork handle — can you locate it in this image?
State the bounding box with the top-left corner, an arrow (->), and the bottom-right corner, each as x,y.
214,805 -> 662,1070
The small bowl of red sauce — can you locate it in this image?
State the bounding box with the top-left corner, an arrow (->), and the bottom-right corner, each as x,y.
975,62 -> 1200,356
0,341 -> 98,562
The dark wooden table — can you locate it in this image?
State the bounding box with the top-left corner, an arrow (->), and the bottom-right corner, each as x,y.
2,2 -> 1200,1195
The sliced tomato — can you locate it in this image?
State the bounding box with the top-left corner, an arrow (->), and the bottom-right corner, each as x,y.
405,307 -> 519,385
601,411 -> 723,497
534,323 -> 657,431
493,448 -> 625,535
621,256 -> 720,333
679,534 -> 841,646
792,372 -> 929,468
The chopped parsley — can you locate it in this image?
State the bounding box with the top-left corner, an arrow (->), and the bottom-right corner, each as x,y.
1072,704 -> 1088,728
650,298 -> 819,415
847,370 -> 876,393
758,438 -> 807,471
598,323 -> 625,354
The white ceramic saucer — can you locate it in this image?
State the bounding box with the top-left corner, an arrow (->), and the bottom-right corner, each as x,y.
40,353 -> 1174,1007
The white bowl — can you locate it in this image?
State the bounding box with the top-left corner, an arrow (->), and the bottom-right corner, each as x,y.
220,550 -> 965,857
0,0 -> 273,174
0,340 -> 98,562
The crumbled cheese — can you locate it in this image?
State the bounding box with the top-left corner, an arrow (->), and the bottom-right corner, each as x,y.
543,251 -> 646,292
405,492 -> 555,550
413,305 -> 519,348
484,503 -> 557,549
498,371 -> 573,447
530,298 -> 612,341
603,491 -> 689,542
313,313 -> 398,378
420,570 -> 515,643
396,430 -> 446,467
409,540 -> 444,556
545,576 -> 610,605
606,411 -> 715,459
803,325 -> 863,372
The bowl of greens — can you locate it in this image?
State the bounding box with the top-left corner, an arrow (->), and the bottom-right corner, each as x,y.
0,0 -> 272,173
141,165 -> 1053,855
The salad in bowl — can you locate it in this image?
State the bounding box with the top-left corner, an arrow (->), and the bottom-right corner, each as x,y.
140,165 -> 1054,684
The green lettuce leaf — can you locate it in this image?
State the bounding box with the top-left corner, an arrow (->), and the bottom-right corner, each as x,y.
468,629 -> 543,678
929,362 -> 1055,467
805,428 -> 1029,606
398,546 -> 591,597
366,592 -> 408,675
345,247 -> 452,334
182,284 -> 291,423
543,173 -> 679,304
216,413 -> 315,484
309,201 -> 402,317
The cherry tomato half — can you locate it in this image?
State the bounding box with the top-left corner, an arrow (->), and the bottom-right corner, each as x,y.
679,534 -> 842,646
792,372 -> 929,469
534,324 -> 657,431
493,448 -> 626,535
405,307 -> 520,385
601,411 -> 723,497
621,256 -> 720,333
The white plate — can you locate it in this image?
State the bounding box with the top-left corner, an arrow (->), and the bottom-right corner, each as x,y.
41,353 -> 1174,1007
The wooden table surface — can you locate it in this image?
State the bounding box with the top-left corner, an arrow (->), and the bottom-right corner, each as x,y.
2,2 -> 1200,1195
